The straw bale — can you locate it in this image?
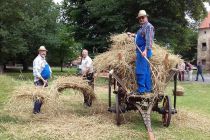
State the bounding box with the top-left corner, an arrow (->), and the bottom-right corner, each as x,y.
93,33 -> 182,93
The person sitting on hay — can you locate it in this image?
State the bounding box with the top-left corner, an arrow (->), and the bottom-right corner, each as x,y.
127,10 -> 154,95
32,46 -> 52,114
78,49 -> 94,106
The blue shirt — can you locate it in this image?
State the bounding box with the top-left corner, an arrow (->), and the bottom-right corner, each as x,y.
197,63 -> 203,73
137,22 -> 154,50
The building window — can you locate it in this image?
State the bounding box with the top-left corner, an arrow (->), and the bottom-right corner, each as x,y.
202,59 -> 206,65
202,42 -> 207,51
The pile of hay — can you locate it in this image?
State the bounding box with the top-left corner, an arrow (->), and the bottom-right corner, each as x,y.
5,76 -> 95,116
93,33 -> 182,94
55,76 -> 95,100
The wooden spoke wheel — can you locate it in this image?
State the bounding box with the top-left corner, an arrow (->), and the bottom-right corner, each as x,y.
162,95 -> 172,127
115,93 -> 121,126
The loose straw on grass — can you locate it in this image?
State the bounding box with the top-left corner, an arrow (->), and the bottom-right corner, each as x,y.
4,76 -> 96,117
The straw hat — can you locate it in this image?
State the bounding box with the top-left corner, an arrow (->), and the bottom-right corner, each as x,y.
137,10 -> 148,18
38,46 -> 48,51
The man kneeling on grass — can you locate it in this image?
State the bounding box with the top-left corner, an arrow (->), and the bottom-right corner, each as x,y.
33,46 -> 52,114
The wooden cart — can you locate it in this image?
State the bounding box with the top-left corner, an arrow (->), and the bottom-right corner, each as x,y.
107,69 -> 178,140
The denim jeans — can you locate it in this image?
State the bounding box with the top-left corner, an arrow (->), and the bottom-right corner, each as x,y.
196,72 -> 204,82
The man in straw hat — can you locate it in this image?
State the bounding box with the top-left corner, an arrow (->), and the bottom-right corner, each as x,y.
127,10 -> 154,94
32,45 -> 52,114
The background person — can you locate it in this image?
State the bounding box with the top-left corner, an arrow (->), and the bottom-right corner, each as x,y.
79,49 -> 94,106
195,62 -> 204,82
178,61 -> 185,81
79,49 -> 94,76
186,62 -> 193,81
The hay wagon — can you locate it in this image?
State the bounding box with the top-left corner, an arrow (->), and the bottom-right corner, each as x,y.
107,69 -> 179,140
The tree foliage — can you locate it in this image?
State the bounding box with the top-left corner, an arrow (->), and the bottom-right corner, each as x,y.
1,0 -> 208,70
63,0 -> 207,59
0,0 -> 27,65
0,0 -> 78,71
50,23 -> 82,71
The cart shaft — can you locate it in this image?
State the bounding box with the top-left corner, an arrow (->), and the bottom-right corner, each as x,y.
148,131 -> 156,140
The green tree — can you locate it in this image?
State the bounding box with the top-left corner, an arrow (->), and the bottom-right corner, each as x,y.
63,0 -> 207,58
176,29 -> 198,61
0,0 -> 62,71
18,0 -> 60,70
50,23 -> 82,71
0,0 -> 27,71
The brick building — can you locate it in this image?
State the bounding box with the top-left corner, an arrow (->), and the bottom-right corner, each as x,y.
197,12 -> 210,71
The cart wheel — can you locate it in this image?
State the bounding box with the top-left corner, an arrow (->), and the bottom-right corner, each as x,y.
115,93 -> 121,126
162,95 -> 172,127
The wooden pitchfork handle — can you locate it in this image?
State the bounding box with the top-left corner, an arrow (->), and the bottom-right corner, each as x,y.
128,33 -> 158,74
135,43 -> 158,73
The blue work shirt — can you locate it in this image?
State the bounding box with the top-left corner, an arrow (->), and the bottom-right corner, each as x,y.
136,22 -> 154,51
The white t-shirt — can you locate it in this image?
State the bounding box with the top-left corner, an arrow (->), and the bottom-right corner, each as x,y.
178,62 -> 185,71
79,56 -> 93,73
33,55 -> 52,82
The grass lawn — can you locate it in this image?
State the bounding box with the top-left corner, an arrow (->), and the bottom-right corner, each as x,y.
0,70 -> 210,140
4,67 -> 77,81
166,82 -> 210,115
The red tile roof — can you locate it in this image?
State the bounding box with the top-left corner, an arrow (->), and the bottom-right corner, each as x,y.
199,12 -> 210,29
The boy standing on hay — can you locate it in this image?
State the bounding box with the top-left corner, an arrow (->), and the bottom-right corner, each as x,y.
127,10 -> 154,94
32,46 -> 52,114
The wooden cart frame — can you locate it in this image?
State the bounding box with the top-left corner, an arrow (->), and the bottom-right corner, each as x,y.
107,70 -> 178,140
